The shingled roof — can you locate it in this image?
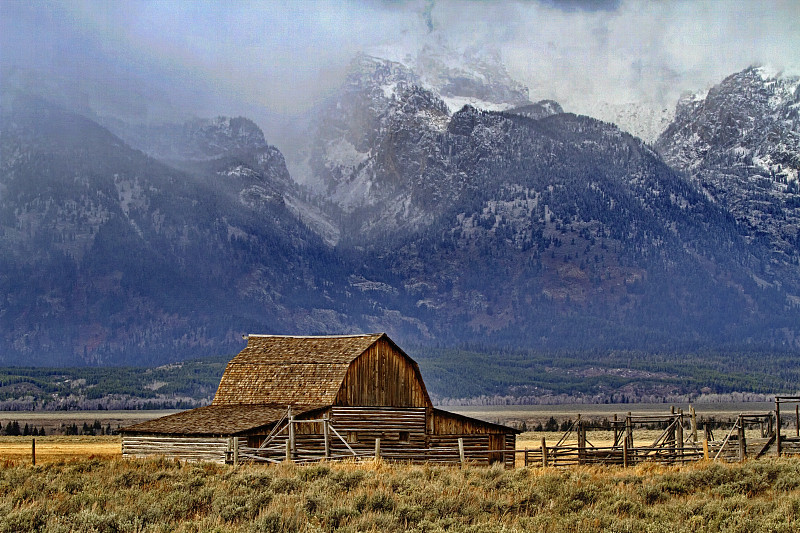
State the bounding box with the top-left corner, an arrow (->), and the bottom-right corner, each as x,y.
213,333 -> 386,406
120,404 -> 322,436
121,333 -> 390,436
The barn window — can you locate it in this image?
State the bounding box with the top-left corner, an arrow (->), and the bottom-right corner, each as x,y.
347,431 -> 359,444
399,431 -> 410,443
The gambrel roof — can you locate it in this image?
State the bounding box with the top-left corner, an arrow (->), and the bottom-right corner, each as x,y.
121,333 -> 517,438
121,333 -> 416,436
212,333 -> 386,406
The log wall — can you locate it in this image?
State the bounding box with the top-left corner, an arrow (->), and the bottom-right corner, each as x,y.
122,436 -> 245,464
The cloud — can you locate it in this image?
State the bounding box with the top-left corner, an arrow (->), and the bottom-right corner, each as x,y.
2,0 -> 798,123
495,0 -> 800,111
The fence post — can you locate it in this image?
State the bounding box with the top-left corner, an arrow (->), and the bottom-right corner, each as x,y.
524,448 -> 528,467
541,437 -> 548,467
738,415 -> 746,462
796,405 -> 799,438
669,406 -> 676,457
323,414 -> 330,459
285,439 -> 291,463
677,410 -> 684,462
626,412 -> 633,450
374,438 -> 381,461
288,406 -> 295,459
703,437 -> 709,460
776,399 -> 782,457
622,438 -> 628,468
691,406 -> 698,443
32,438 -> 35,466
458,437 -> 465,467
233,437 -> 239,467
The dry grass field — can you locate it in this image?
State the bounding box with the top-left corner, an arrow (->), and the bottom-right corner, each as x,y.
2,454 -> 800,532
0,436 -> 120,463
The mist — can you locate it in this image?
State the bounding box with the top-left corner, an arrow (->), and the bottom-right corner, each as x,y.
2,0 -> 799,140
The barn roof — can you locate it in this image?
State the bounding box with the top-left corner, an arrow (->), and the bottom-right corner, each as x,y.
120,403 -> 322,436
120,333 -> 517,438
120,334 -> 393,436
212,333 -> 387,406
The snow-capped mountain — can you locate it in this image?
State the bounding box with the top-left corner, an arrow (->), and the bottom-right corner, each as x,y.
6,59 -> 800,367
299,55 -> 454,237
656,66 -> 800,264
288,41 -> 535,204
370,38 -> 531,112
294,49 -> 543,243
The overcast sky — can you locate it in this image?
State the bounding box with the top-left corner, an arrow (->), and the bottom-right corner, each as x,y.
2,0 -> 799,123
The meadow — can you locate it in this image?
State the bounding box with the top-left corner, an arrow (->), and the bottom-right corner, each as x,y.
2,453 -> 800,532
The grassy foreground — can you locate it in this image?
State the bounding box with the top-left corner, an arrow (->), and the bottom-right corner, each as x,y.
2,458 -> 800,532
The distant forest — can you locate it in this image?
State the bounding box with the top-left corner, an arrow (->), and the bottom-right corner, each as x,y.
0,347 -> 797,410
0,356 -> 229,411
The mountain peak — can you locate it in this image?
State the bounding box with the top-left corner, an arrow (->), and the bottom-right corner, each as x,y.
656,64 -> 800,265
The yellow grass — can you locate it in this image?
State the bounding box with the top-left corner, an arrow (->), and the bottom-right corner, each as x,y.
2,455 -> 800,532
0,436 -> 121,463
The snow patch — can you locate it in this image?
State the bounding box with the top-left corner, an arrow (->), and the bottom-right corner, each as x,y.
416,108 -> 450,132
441,95 -> 515,113
325,138 -> 369,171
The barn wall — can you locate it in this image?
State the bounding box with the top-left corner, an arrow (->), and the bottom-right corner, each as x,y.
334,339 -> 429,408
122,436 -> 245,464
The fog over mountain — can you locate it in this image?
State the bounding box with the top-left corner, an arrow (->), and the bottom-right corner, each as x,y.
2,1 -> 798,144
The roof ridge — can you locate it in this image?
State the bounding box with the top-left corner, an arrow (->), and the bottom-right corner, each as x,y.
244,333 -> 384,339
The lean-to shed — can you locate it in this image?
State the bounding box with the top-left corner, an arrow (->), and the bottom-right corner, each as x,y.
120,334 -> 517,466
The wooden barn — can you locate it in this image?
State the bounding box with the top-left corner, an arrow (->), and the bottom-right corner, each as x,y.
120,334 -> 517,466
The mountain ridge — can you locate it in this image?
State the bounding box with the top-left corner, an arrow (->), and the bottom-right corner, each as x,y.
4,60 -> 800,367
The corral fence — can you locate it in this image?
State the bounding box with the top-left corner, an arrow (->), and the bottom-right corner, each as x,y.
132,397 -> 800,468
514,396 -> 800,468
223,409 -> 510,467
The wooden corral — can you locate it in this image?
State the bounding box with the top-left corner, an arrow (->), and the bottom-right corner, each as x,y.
518,402 -> 800,468
775,396 -> 800,457
120,334 -> 517,467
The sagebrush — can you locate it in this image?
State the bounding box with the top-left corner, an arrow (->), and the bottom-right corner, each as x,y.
2,457 -> 800,532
